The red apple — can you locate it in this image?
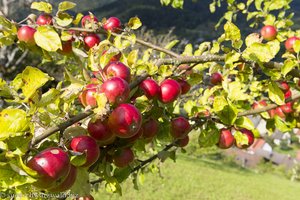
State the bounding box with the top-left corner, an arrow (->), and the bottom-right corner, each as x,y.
102,50 -> 121,63
284,90 -> 292,99
159,79 -> 181,103
112,147 -> 134,168
268,109 -> 276,118
235,129 -> 254,149
108,104 -> 142,138
252,100 -> 267,109
285,36 -> 300,53
27,147 -> 70,189
125,128 -> 143,143
84,34 -> 100,49
17,26 -> 36,45
70,135 -> 100,167
59,40 -> 73,55
279,81 -> 290,92
87,119 -> 114,142
48,164 -> 77,192
218,129 -> 234,149
280,102 -> 293,114
103,61 -> 131,83
103,17 -> 121,32
100,77 -> 130,105
275,107 -> 286,118
175,135 -> 189,147
36,13 -> 53,25
81,15 -> 98,27
142,118 -> 159,139
210,72 -> 223,85
170,116 -> 191,139
79,84 -> 100,107
177,79 -> 191,95
139,78 -> 160,100
260,25 -> 277,41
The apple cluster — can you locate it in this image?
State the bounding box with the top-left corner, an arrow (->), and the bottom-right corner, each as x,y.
252,81 -> 293,119
17,13 -> 122,55
217,128 -> 255,149
260,25 -> 300,53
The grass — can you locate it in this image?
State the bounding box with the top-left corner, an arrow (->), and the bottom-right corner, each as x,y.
93,154 -> 300,200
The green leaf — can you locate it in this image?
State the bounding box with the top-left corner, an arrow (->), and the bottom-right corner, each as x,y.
0,109 -> 29,141
242,42 -> 275,63
73,13 -> 84,25
128,17 -> 142,30
274,116 -> 290,132
235,117 -> 255,130
160,40 -> 179,58
34,26 -> 62,52
30,1 -> 52,13
225,51 -> 240,65
198,122 -> 220,148
268,81 -> 285,105
228,82 -> 250,101
70,153 -> 87,167
127,50 -> 138,67
105,176 -> 122,195
234,131 -> 249,146
182,44 -> 193,56
213,96 -> 238,125
21,66 -> 52,101
224,21 -> 241,41
70,168 -> 91,196
282,59 -> 297,77
37,88 -> 60,107
55,12 -> 73,27
293,40 -> 300,53
0,162 -> 36,189
58,1 -> 76,12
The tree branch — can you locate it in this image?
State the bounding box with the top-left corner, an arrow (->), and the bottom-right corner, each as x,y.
131,142 -> 176,173
238,92 -> 300,117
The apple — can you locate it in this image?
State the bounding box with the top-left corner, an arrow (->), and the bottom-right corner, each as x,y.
103,61 -> 131,83
112,147 -> 134,168
17,26 -> 36,45
175,135 -> 189,147
102,50 -> 121,63
280,102 -> 293,114
260,25 -> 277,41
87,119 -> 114,142
142,118 -> 159,139
252,100 -> 267,109
76,195 -> 94,200
159,79 -> 181,103
27,147 -> 70,189
124,128 -> 143,143
139,78 -> 161,100
235,129 -> 254,149
210,72 -> 222,85
284,90 -> 292,99
84,34 -> 100,49
81,15 -> 98,27
70,135 -> 100,167
59,40 -> 73,55
285,36 -> 300,53
217,129 -> 234,149
178,64 -> 193,76
177,79 -> 191,95
103,17 -> 121,32
79,84 -> 100,107
108,104 -> 142,138
48,164 -> 77,192
170,116 -> 191,139
279,81 -> 290,92
36,13 -> 53,25
275,107 -> 286,119
100,77 -> 130,105
268,109 -> 276,118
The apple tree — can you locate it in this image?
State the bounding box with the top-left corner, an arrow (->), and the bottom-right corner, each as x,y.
0,0 -> 300,199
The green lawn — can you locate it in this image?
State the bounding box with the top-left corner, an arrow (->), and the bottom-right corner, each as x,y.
93,154 -> 300,200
